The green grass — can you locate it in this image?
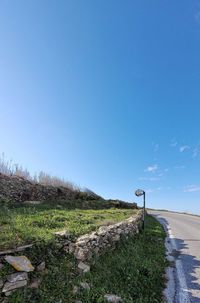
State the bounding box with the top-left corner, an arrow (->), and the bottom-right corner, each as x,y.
1,215 -> 167,303
0,200 -> 137,250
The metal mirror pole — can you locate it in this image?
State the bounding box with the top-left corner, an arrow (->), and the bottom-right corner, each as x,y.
143,191 -> 145,230
135,189 -> 146,230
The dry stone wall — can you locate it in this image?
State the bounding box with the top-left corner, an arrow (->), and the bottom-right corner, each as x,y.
0,211 -> 143,299
0,173 -> 77,202
62,210 -> 143,265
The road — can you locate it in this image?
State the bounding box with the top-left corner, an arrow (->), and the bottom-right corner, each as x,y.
149,210 -> 200,303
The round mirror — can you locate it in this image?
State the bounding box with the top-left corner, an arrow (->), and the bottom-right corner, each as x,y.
135,189 -> 144,196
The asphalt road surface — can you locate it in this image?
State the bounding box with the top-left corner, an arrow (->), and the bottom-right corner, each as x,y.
149,210 -> 200,303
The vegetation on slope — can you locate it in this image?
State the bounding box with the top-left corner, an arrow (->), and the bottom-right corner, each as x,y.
1,215 -> 167,303
0,199 -> 137,250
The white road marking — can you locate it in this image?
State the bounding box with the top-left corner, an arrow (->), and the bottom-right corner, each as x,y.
153,215 -> 191,303
167,226 -> 191,303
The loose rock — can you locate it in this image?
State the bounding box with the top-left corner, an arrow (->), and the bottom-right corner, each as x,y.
80,282 -> 90,290
36,261 -> 46,272
0,244 -> 33,256
4,290 -> 14,297
29,277 -> 41,289
2,280 -> 27,293
7,272 -> 28,283
5,255 -> 34,272
54,230 -> 70,238
104,294 -> 123,303
77,262 -> 90,273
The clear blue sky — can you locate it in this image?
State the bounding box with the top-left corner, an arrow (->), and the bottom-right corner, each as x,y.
1,1 -> 200,213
